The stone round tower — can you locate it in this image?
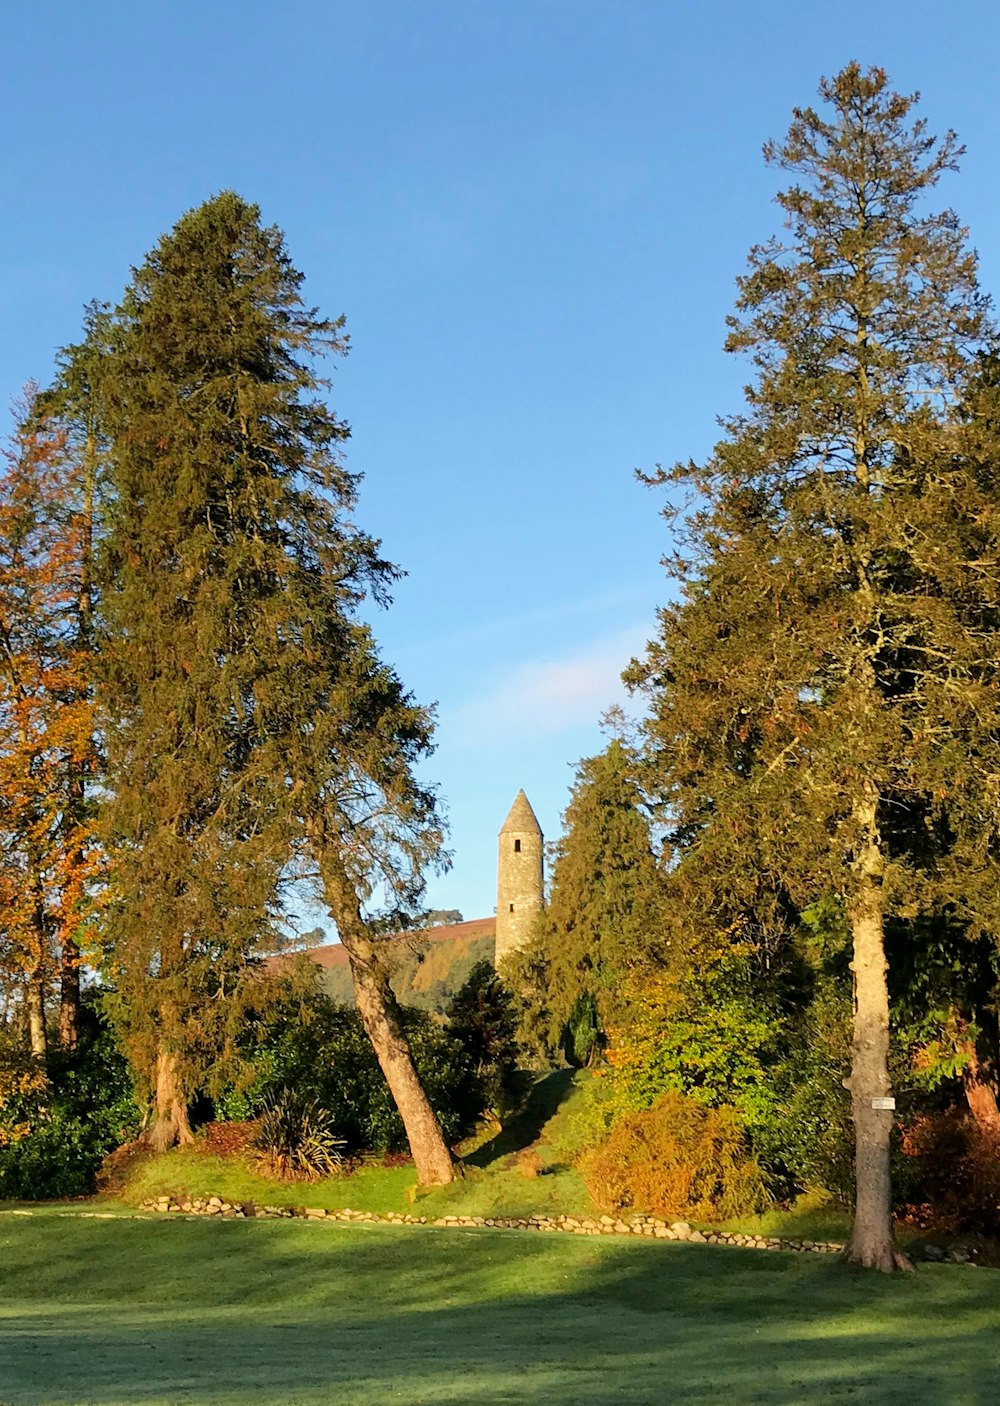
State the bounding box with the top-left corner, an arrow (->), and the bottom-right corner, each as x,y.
495,790 -> 544,967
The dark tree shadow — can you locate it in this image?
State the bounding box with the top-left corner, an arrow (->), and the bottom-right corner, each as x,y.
465,1068 -> 576,1169
4,1218 -> 1000,1405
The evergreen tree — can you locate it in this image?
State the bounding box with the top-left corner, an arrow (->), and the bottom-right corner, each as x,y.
57,194 -> 454,1179
512,739 -> 662,1058
628,65 -> 1000,1270
446,959 -> 519,1113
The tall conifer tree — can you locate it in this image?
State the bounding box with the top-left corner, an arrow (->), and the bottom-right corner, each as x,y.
61,195 -> 453,1178
512,738 -> 662,1057
629,66 -> 1000,1270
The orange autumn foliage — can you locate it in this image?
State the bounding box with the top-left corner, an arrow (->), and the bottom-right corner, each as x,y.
0,395 -> 102,1029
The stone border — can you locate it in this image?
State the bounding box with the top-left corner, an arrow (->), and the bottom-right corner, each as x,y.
136,1195 -> 845,1254
0,1200 -> 976,1262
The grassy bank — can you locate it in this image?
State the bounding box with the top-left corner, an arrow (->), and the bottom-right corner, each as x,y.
119,1142 -> 594,1221
118,1069 -> 597,1222
0,1208 -> 993,1405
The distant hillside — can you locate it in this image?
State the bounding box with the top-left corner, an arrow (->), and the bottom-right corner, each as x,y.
295,917 -> 497,1015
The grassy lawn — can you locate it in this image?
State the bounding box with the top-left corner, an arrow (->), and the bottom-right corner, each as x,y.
0,1209 -> 997,1405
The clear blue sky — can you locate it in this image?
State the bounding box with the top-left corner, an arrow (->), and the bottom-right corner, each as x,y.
4,2 -> 1000,929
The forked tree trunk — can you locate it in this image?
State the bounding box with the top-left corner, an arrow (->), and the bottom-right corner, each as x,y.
145,1046 -> 195,1153
844,790 -> 912,1272
318,845 -> 454,1186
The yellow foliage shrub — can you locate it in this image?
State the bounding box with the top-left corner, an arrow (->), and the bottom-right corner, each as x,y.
0,1054 -> 48,1147
579,1090 -> 768,1221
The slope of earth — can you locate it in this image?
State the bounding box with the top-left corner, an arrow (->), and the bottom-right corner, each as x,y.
302,917 -> 496,1012
0,1210 -> 995,1405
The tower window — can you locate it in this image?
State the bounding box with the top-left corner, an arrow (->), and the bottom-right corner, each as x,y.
514,838 -> 521,853
509,903 -> 514,913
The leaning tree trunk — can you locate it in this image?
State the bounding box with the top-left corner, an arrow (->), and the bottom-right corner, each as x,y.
844,789 -> 912,1273
318,847 -> 454,1186
145,1046 -> 195,1153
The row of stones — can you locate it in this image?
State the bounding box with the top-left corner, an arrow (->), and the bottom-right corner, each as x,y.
137,1196 -> 845,1254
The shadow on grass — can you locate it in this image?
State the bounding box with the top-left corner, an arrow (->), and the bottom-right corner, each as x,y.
2,1213 -> 1000,1404
465,1068 -> 575,1170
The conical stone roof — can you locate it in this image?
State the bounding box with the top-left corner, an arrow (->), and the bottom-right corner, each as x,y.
499,789 -> 542,836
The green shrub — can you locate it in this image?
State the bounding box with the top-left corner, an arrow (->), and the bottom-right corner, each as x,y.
539,1072 -> 616,1163
218,992 -> 482,1153
579,1090 -> 769,1221
561,991 -> 603,1068
250,1091 -> 345,1179
0,999 -> 141,1201
446,961 -> 520,1117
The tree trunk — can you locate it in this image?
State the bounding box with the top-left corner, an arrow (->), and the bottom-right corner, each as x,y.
59,934 -> 80,1052
962,1051 -> 1000,1135
145,1046 -> 195,1153
60,444 -> 94,1056
26,868 -> 49,1065
317,845 -> 454,1186
844,789 -> 912,1272
25,976 -> 47,1064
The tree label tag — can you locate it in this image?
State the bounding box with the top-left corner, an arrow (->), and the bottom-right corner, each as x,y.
871,1097 -> 896,1110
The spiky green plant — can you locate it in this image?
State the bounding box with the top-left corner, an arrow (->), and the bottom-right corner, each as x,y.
250,1090 -> 345,1180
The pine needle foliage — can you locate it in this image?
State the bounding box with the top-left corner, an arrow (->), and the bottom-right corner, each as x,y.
510,740 -> 663,1060
53,194 -> 450,1172
628,65 -> 1000,1270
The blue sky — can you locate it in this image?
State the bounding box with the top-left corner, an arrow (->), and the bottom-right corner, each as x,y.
4,2 -> 1000,928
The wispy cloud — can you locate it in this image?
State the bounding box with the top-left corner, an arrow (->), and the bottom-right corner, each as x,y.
447,625 -> 649,746
389,585 -> 651,662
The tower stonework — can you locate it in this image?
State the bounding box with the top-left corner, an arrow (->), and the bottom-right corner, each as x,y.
495,790 -> 544,967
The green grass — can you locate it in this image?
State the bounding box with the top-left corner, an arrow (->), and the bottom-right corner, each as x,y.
718,1188 -> 854,1244
122,1142 -> 594,1221
121,1070 -> 598,1222
122,1146 -> 421,1214
0,1208 -> 996,1405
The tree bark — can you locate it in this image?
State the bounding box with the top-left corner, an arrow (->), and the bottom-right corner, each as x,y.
25,975 -> 47,1064
317,844 -> 455,1186
145,1046 -> 195,1152
844,789 -> 912,1272
59,934 -> 80,1052
961,1051 -> 1000,1135
60,433 -> 94,1055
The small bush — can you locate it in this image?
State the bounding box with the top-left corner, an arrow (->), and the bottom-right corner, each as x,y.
250,1091 -> 345,1179
899,1110 -> 1000,1234
0,1000 -> 141,1201
446,961 -> 520,1117
540,1073 -> 616,1163
561,991 -> 603,1069
579,1090 -> 769,1221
